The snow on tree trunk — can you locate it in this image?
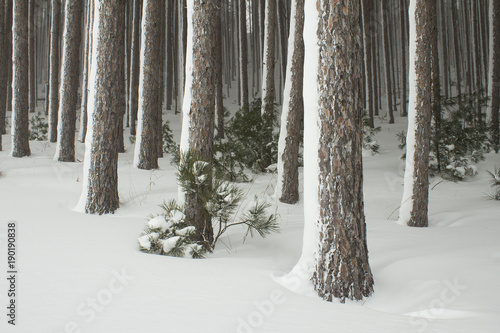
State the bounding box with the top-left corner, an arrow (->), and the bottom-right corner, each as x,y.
48,0 -> 60,143
239,0 -> 249,108
276,0 -> 304,204
261,0 -> 276,115
179,0 -> 218,248
11,0 -> 31,157
55,0 -> 83,162
78,0 -> 124,215
133,0 -> 165,170
488,0 -> 500,151
399,0 -> 433,228
310,0 -> 373,302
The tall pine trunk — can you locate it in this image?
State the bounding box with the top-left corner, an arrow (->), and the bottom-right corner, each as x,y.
55,0 -> 83,162
11,0 -> 31,157
128,0 -> 142,135
489,0 -> 500,151
78,0 -> 94,143
79,0 -> 125,215
48,0 -> 60,143
261,0 -> 276,114
400,0 -> 433,228
0,0 -> 7,142
29,0 -> 35,114
312,0 -> 374,302
382,0 -> 395,124
239,0 -> 249,108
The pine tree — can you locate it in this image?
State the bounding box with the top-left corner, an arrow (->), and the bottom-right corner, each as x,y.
312,0 -> 374,302
28,0 -> 35,114
79,0 -> 125,215
239,0 -> 249,108
489,0 -> 500,151
55,0 -> 83,162
261,0 -> 276,115
399,0 -> 433,227
128,0 -> 142,136
78,0 -> 94,143
48,0 -> 60,143
11,0 -> 31,157
276,0 -> 304,204
0,0 -> 7,146
133,0 -> 165,170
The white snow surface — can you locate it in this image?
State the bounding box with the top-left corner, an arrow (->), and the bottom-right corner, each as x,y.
1,109 -> 500,332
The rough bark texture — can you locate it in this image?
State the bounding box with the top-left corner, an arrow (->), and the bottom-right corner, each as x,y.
5,0 -> 12,115
381,0 -> 394,124
361,0 -> 374,128
128,0 -> 142,135
11,0 -> 31,157
135,0 -> 165,170
430,0 -> 441,172
239,0 -> 249,108
29,0 -> 35,114
491,0 -> 500,151
185,0 -> 218,247
48,0 -> 60,142
279,0 -> 304,205
215,3 -> 224,139
400,0 -> 408,117
408,0 -> 433,228
312,0 -> 374,302
84,0 -> 125,215
440,0 -> 449,99
79,0 -> 94,143
0,0 -> 7,141
262,0 -> 276,114
55,0 -> 83,162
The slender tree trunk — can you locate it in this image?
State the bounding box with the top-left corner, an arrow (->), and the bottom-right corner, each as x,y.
382,0 -> 394,124
276,0 -> 304,204
5,0 -> 13,115
78,0 -> 93,143
400,0 -> 408,117
451,0 -> 462,97
29,0 -> 35,114
312,0 -> 374,302
261,0 -> 276,114
400,0 -> 433,228
128,0 -> 142,135
55,0 -> 83,162
180,0 -> 218,248
372,28 -> 379,117
11,0 -> 31,157
48,0 -> 60,142
0,0 -> 8,140
440,0 -> 449,100
134,0 -> 165,170
215,2 -> 224,139
361,0 -> 374,128
489,0 -> 500,151
239,0 -> 249,108
79,0 -> 125,215
430,0 -> 441,172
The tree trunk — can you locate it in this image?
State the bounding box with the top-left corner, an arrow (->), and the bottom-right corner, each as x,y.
451,0 -> 462,97
79,0 -> 125,215
361,0 -> 374,128
400,0 -> 408,117
29,0 -> 35,114
180,0 -> 218,248
11,0 -> 31,157
440,0 -> 449,100
261,0 -> 276,115
489,0 -> 500,151
430,0 -> 441,172
400,0 -> 433,228
48,0 -> 60,142
79,0 -> 94,143
239,0 -> 249,108
5,0 -> 13,115
215,2 -> 224,139
55,0 -> 83,162
128,0 -> 142,135
134,0 -> 165,170
276,0 -> 304,204
382,0 -> 394,124
312,0 -> 374,302
0,0 -> 8,140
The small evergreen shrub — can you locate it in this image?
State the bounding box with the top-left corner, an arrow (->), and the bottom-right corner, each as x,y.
362,113 -> 381,155
487,166 -> 500,200
398,91 -> 490,181
162,120 -> 179,155
138,151 -> 279,258
29,112 -> 48,141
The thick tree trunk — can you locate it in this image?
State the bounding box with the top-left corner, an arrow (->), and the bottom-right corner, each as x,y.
261,0 -> 276,115
239,0 -> 249,108
78,0 -> 94,143
400,0 -> 433,228
79,0 -> 125,215
276,0 -> 304,204
134,0 -> 165,170
48,0 -> 60,143
382,0 -> 394,124
312,0 -> 374,302
29,0 -> 35,114
11,0 -> 31,157
128,0 -> 142,135
55,0 -> 83,162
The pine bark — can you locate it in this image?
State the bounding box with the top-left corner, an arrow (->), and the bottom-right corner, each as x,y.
11,0 -> 31,157
5,0 -> 12,115
29,0 -> 35,114
277,0 -> 304,205
215,3 -> 224,139
81,0 -> 125,215
48,0 -> 60,143
451,0 -> 462,97
55,0 -> 83,162
312,0 -> 374,302
490,0 -> 500,151
128,0 -> 142,135
261,0 -> 276,114
134,0 -> 165,170
184,0 -> 218,248
0,0 -> 8,140
361,0 -> 374,128
78,0 -> 94,143
382,0 -> 394,124
239,0 -> 249,108
400,0 -> 408,117
430,0 -> 441,172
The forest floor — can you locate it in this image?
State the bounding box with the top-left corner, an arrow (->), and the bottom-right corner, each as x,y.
0,106 -> 499,333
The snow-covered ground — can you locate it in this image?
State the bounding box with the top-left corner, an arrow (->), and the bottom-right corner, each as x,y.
1,109 -> 499,333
